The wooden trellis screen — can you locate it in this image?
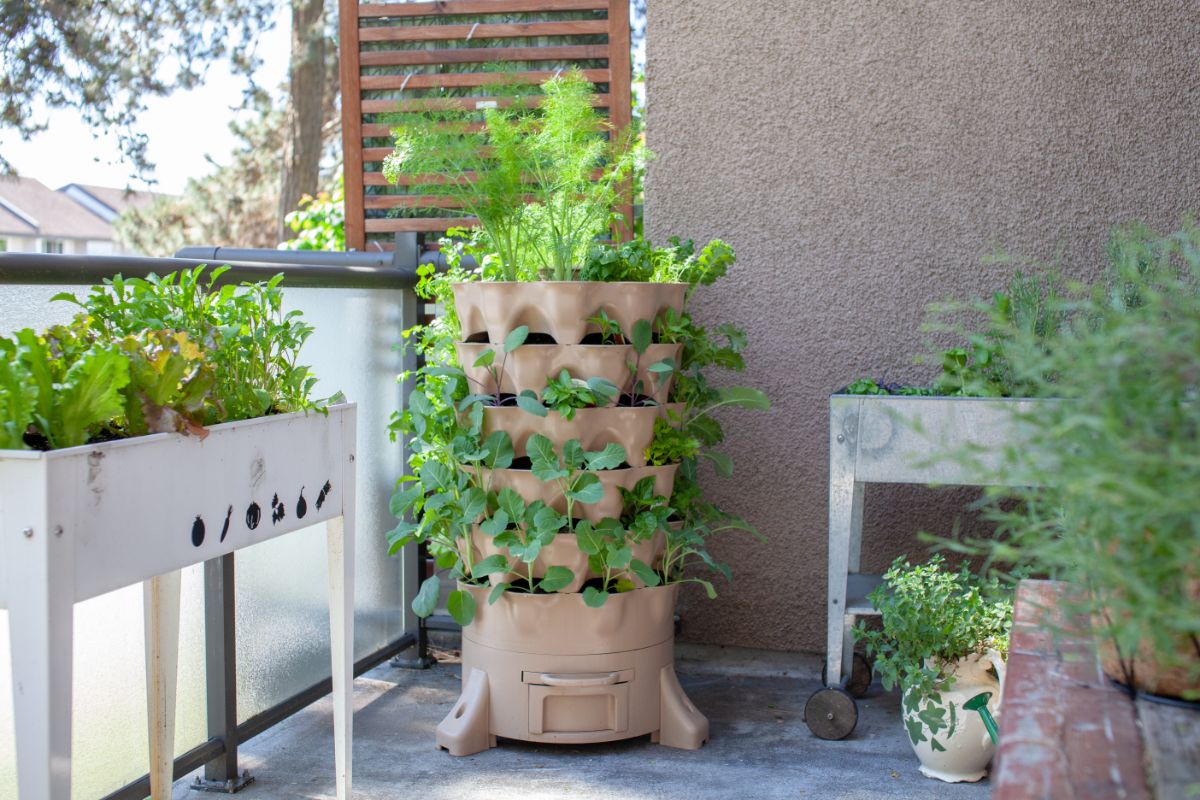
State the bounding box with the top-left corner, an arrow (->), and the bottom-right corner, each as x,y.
337,0 -> 633,252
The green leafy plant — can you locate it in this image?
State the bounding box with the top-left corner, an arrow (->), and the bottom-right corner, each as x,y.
579,237 -> 736,296
945,222 -> 1200,698
644,417 -> 700,466
0,267 -> 330,451
540,369 -> 619,420
855,556 -> 1012,750
384,70 -> 640,280
279,179 -> 345,252
587,309 -> 625,344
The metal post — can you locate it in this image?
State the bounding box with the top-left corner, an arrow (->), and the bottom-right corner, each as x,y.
391,231 -> 434,669
193,554 -> 254,792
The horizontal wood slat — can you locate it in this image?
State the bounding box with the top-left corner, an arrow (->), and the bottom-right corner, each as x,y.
360,68 -> 609,91
365,167 -> 605,186
361,121 -> 487,137
359,0 -> 606,18
364,195 -> 466,209
359,44 -> 608,68
361,93 -> 610,113
366,217 -> 478,233
359,20 -> 607,42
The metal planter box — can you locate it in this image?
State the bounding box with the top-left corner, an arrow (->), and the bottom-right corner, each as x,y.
825,394 -> 1046,688
0,404 -> 357,800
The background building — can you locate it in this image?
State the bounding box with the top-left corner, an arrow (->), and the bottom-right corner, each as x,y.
0,176 -> 163,256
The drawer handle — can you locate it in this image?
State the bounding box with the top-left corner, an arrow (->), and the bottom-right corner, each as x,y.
537,672 -> 620,688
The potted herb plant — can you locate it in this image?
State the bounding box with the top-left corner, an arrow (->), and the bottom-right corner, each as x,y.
385,72 -> 767,754
855,556 -> 1012,783
0,267 -> 354,799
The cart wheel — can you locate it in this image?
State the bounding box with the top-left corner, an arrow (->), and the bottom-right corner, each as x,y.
819,652 -> 874,698
805,687 -> 859,740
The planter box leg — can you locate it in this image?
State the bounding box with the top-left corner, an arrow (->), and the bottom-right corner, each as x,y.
657,664 -> 708,749
143,569 -> 182,800
9,511 -> 74,799
327,516 -> 354,800
436,668 -> 494,756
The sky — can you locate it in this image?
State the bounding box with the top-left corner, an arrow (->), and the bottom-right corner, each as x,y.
4,9 -> 290,196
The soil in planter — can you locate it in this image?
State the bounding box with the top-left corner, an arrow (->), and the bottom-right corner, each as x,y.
464,332 -> 559,345
22,426 -> 127,451
494,456 -> 635,471
616,394 -> 660,408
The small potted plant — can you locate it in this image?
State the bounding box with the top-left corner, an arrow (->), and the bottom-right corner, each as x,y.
855,555 -> 1012,783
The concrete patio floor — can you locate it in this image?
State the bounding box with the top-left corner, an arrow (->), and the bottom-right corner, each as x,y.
175,644 -> 991,800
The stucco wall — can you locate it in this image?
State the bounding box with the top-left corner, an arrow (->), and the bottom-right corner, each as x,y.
645,1 -> 1200,652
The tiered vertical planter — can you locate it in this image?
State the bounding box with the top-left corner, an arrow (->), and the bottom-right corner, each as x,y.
435,282 -> 709,755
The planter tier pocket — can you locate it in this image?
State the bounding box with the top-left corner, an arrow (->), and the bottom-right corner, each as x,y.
453,281 -> 686,345
468,527 -> 667,593
479,464 -> 679,522
483,404 -> 684,468
436,584 -> 707,754
456,343 -> 681,403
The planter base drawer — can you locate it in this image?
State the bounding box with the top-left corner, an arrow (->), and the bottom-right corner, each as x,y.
436,635 -> 707,753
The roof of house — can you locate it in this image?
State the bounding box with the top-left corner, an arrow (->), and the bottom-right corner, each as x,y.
60,183 -> 163,219
0,176 -> 113,240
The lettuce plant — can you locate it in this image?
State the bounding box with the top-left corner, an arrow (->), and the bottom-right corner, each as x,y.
0,267 -> 328,450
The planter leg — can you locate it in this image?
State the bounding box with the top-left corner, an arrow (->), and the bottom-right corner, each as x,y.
143,569 -> 182,800
827,398 -> 864,687
327,516 -> 354,800
9,519 -> 74,800
437,668 -> 494,756
657,664 -> 708,749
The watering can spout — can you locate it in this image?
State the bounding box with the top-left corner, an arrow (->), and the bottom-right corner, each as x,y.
965,691 -> 999,744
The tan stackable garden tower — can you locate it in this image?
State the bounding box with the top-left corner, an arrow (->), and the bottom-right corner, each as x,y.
433,282 -> 708,753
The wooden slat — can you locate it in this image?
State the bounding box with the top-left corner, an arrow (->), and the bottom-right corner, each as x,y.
360,68 -> 610,91
364,195 -> 466,210
366,168 -> 604,186
361,93 -> 610,113
359,0 -> 606,18
607,0 -> 633,242
339,0 -> 366,251
359,20 -> 608,43
361,121 -> 487,137
360,44 -> 608,68
366,217 -> 479,233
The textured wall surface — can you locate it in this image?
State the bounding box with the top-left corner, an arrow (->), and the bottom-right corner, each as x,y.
646,1 -> 1200,652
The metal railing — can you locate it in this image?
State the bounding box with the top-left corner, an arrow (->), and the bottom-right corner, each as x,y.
0,234 -> 426,798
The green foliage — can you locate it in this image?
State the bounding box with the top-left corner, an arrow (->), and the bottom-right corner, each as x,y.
280,179 -> 345,251
0,0 -> 275,176
0,267 -> 329,451
947,222 -> 1200,697
579,237 -> 736,296
385,70 -> 640,280
644,417 -> 700,466
540,370 -> 619,420
854,556 -> 1012,746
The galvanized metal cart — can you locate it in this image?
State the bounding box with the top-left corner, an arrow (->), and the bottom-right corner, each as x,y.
805,394 -> 1042,740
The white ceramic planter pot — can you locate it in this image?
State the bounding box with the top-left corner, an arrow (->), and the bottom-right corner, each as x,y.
903,650 -> 1006,783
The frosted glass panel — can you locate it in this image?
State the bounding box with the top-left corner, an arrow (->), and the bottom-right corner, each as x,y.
0,568 -> 208,799
0,281 -> 410,796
